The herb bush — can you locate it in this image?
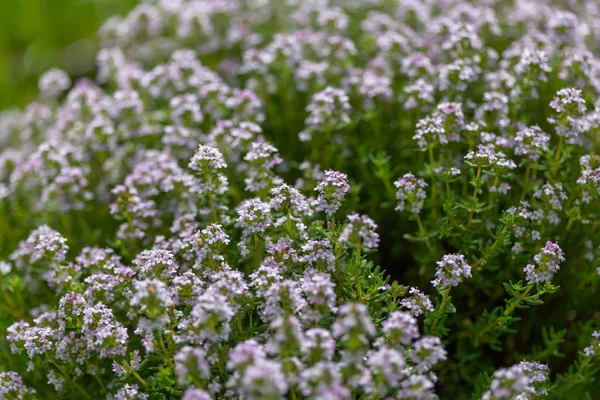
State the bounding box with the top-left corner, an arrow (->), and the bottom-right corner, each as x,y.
1,0 -> 600,399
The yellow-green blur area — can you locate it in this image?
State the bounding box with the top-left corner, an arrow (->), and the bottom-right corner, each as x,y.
0,0 -> 137,110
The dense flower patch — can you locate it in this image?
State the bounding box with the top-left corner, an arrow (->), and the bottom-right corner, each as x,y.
1,0 -> 600,398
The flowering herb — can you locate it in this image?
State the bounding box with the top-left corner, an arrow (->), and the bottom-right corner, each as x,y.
1,0 -> 600,399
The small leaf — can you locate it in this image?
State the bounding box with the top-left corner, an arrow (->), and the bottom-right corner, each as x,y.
526,298 -> 544,306
503,282 -> 516,296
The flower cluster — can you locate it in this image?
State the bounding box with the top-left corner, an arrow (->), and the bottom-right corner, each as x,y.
432,254 -> 472,288
394,173 -> 427,214
2,0 -> 600,398
524,241 -> 565,284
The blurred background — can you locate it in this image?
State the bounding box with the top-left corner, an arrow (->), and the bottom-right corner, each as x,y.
0,0 -> 137,110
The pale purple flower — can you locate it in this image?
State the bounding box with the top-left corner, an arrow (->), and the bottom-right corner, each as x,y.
524,241 -> 565,283
520,361 -> 550,396
175,346 -> 211,385
482,364 -> 531,400
301,269 -> 337,320
189,145 -> 227,173
366,346 -> 406,392
394,173 -> 427,214
301,87 -> 351,141
332,303 -> 376,341
464,145 -> 498,166
12,225 -> 68,265
550,87 -> 586,114
534,182 -> 568,210
233,357 -> 288,400
400,287 -> 434,317
409,336 -> 447,372
432,254 -> 472,288
260,280 -> 307,323
39,68 -> 71,98
192,224 -> 230,265
182,388 -> 212,400
301,328 -> 336,362
339,213 -> 380,249
133,249 -> 179,280
177,289 -> 235,343
314,170 -> 350,216
299,362 -> 349,399
398,374 -> 435,399
0,371 -> 37,398
514,126 -> 551,161
235,198 -> 272,233
269,184 -> 311,216
113,384 -> 149,400
300,239 -> 336,272
382,311 -> 420,345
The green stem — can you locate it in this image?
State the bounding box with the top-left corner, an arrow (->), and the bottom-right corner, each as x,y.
429,288 -> 452,334
589,221 -> 599,236
565,206 -> 580,233
560,356 -> 593,393
521,164 -> 531,201
253,233 -> 262,270
504,285 -> 534,315
476,285 -> 534,342
132,370 -> 149,389
209,194 -> 219,223
53,362 -> 91,399
488,173 -> 500,207
159,338 -> 174,368
428,146 -> 438,218
87,361 -> 107,395
552,136 -> 564,177
472,226 -> 508,270
286,211 -> 295,239
383,175 -> 395,199
555,135 -> 564,162
467,167 -> 482,226
415,214 -> 433,252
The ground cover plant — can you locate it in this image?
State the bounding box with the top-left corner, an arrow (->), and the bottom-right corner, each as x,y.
1,0 -> 600,398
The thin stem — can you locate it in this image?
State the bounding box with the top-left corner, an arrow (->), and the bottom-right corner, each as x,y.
382,175 -> 395,199
521,164 -> 531,201
504,285 -> 534,316
253,233 -> 262,271
286,212 -> 294,238
209,194 -> 219,223
565,206 -> 581,233
560,356 -> 593,392
555,135 -> 564,162
428,146 -> 438,218
552,136 -> 564,177
476,285 -> 534,341
429,288 -> 452,334
53,362 -> 91,399
355,246 -> 362,265
415,214 -> 433,252
589,221 -> 599,236
132,370 -> 149,389
159,338 -> 174,368
472,225 -> 508,270
87,361 -> 107,395
488,173 -> 500,207
93,373 -> 107,395
467,167 -> 482,226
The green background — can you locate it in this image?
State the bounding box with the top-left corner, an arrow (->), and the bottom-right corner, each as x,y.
0,0 -> 137,110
